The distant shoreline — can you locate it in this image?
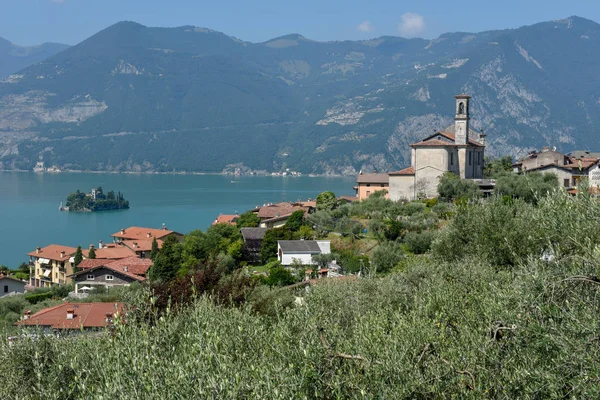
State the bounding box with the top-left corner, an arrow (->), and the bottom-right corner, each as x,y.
0,169 -> 353,178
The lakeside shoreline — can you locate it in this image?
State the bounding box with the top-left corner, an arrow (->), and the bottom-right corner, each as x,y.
0,169 -> 354,178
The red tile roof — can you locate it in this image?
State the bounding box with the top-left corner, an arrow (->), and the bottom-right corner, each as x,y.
73,257 -> 152,280
411,131 -> 484,147
257,203 -> 305,219
212,214 -> 239,226
16,302 -> 124,330
121,239 -> 163,252
77,259 -> 108,270
28,245 -> 78,262
83,246 -> 137,260
110,226 -> 177,241
389,166 -> 415,176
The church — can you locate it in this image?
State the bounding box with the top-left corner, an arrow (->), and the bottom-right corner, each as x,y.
387,94 -> 486,200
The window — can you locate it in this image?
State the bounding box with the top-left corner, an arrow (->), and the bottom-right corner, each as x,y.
380,184 -> 385,187
563,179 -> 569,187
450,153 -> 454,165
366,191 -> 371,197
87,274 -> 95,280
366,184 -> 371,187
3,285 -> 7,293
106,275 -> 114,281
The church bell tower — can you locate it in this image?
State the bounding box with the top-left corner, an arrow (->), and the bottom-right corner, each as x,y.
454,94 -> 470,145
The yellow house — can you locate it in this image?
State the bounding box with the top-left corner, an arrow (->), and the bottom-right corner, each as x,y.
28,245 -> 78,287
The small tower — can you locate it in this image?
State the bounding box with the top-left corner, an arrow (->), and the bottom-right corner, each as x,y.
454,94 -> 471,145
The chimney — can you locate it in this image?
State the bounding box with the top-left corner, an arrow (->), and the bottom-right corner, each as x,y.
99,240 -> 103,249
66,308 -> 75,320
36,247 -> 41,254
105,312 -> 113,323
60,251 -> 65,258
162,225 -> 167,230
123,265 -> 128,272
89,244 -> 95,250
133,242 -> 138,249
146,232 -> 152,238
121,228 -> 125,235
23,310 -> 31,320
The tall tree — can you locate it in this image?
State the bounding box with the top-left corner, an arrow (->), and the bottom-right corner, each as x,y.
73,246 -> 83,272
149,235 -> 182,282
150,237 -> 159,261
316,191 -> 337,211
88,246 -> 96,259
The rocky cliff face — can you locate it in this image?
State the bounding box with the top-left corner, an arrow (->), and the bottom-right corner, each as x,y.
1,17 -> 600,174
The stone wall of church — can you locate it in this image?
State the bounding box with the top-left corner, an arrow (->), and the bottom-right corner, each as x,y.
389,175 -> 415,201
414,147 -> 451,198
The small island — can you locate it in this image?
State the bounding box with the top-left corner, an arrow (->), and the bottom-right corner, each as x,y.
62,186 -> 130,212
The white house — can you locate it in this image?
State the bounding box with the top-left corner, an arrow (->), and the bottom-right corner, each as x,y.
0,275 -> 26,298
277,240 -> 331,266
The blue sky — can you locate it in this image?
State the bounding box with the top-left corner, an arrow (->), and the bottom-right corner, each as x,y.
2,0 -> 600,46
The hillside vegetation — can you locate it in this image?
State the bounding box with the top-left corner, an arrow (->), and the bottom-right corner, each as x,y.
2,187 -> 600,398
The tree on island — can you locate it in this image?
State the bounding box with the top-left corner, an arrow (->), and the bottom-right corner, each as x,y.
150,237 -> 159,261
88,246 -> 96,259
73,246 -> 83,272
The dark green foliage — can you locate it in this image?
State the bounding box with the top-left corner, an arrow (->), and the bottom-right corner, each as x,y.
316,191 -> 337,211
264,264 -> 296,287
403,231 -> 434,254
371,241 -> 404,274
65,188 -> 129,211
73,245 -> 83,272
23,291 -> 54,304
437,172 -> 482,201
235,211 -> 260,228
259,227 -> 295,264
284,210 -> 305,232
484,156 -> 514,178
150,237 -> 159,261
384,220 -> 404,241
495,171 -> 559,204
149,235 -> 182,282
88,246 -> 96,259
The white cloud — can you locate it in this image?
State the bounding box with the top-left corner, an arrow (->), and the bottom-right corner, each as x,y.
398,12 -> 425,37
357,20 -> 373,33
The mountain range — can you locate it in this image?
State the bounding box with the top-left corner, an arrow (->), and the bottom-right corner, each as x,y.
1,16 -> 599,175
0,37 -> 69,79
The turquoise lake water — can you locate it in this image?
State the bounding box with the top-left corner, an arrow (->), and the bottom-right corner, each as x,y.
0,172 -> 355,268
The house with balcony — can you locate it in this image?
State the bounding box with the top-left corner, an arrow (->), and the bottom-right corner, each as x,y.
69,257 -> 152,295
110,226 -> 183,244
27,245 -> 78,288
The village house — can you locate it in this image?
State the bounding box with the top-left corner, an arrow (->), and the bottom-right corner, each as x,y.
15,302 -> 124,332
212,214 -> 239,226
27,245 -> 78,288
83,243 -> 137,260
513,147 -> 600,189
388,95 -> 486,200
257,202 -> 313,229
354,173 -> 389,200
69,257 -> 152,295
277,240 -> 331,266
0,275 -> 26,298
240,227 -> 268,263
110,226 -> 183,244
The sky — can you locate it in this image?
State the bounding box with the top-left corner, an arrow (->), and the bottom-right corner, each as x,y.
2,0 -> 600,46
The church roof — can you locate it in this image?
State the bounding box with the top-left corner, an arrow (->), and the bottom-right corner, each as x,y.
356,173 -> 389,184
410,129 -> 484,148
389,166 -> 415,176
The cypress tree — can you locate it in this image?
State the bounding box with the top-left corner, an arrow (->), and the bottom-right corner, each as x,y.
88,246 -> 96,259
150,237 -> 159,261
73,246 -> 83,272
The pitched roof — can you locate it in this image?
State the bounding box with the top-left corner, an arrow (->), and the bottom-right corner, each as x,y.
28,245 -> 78,262
16,302 -> 125,330
356,173 -> 389,184
83,246 -> 137,260
70,257 -> 152,281
257,203 -> 304,219
389,166 -> 415,176
0,275 -> 25,285
278,240 -> 322,253
411,130 -> 484,148
110,226 -> 177,241
77,259 -> 108,269
212,214 -> 239,226
241,227 -> 268,240
121,239 -> 163,252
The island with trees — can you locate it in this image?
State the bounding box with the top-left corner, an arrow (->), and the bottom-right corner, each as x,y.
63,186 -> 129,212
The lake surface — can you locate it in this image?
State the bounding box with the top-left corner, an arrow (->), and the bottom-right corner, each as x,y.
0,172 -> 355,268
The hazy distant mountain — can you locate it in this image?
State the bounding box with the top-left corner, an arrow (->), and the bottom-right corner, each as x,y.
0,37 -> 69,78
1,17 -> 600,175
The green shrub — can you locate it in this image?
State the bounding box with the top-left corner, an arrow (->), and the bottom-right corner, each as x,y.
24,291 -> 54,304
403,231 -> 435,254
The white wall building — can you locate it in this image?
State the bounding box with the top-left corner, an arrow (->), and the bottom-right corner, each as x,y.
277,240 -> 331,266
